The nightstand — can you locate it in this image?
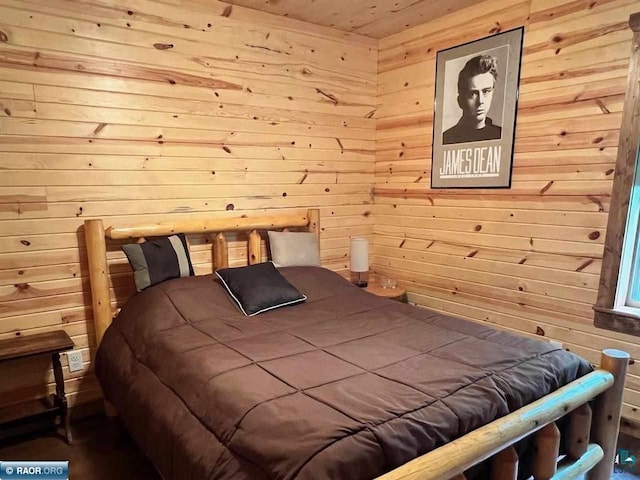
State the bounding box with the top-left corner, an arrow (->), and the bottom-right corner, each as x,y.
0,330 -> 75,444
364,281 -> 407,302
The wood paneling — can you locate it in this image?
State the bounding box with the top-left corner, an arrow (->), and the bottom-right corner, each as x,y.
220,0 -> 481,39
0,0 -> 376,410
4,0 -> 639,436
374,0 -> 640,425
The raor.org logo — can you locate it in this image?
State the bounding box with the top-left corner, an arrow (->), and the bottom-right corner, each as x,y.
615,449 -> 638,473
0,461 -> 68,479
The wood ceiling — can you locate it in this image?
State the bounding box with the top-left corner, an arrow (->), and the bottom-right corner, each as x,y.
219,0 -> 482,39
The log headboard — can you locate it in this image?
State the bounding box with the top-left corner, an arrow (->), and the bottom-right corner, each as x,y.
84,209 -> 320,348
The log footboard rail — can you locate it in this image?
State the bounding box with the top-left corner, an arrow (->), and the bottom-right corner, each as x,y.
377,349 -> 629,480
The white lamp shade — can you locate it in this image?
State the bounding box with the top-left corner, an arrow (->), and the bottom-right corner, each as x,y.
350,237 -> 369,273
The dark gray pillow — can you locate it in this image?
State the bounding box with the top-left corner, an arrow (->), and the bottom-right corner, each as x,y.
215,262 -> 306,316
122,233 -> 194,292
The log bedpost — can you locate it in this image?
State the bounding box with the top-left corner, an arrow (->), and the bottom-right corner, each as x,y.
533,422 -> 560,480
491,446 -> 518,480
567,403 -> 592,460
84,219 -> 112,349
215,233 -> 229,270
85,219 -> 116,416
308,208 -> 320,243
586,349 -> 630,480
248,230 -> 262,265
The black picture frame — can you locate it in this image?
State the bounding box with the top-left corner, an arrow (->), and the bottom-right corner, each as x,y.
431,27 -> 524,189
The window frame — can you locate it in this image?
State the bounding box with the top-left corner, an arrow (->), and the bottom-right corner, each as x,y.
593,13 -> 640,336
614,146 -> 640,314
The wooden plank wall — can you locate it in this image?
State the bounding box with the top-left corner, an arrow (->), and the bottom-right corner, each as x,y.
374,0 -> 640,425
221,0 -> 482,39
0,0 -> 377,410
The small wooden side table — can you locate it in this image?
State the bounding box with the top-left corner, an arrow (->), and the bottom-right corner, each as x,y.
365,281 -> 407,302
0,330 -> 75,444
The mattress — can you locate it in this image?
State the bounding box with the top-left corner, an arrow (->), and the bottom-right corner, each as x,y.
95,266 -> 591,480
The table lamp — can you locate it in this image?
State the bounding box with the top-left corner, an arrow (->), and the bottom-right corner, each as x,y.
350,237 -> 369,287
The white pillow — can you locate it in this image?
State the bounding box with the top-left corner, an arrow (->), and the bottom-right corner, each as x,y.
267,231 -> 321,267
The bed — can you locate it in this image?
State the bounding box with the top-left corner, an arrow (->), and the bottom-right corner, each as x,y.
84,209 -> 629,480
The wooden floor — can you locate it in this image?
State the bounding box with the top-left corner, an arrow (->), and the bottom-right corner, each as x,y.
1,414 -> 639,479
0,414 -> 159,480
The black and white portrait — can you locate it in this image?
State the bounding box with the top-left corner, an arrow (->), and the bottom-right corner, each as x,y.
442,48 -> 507,145
432,28 -> 523,188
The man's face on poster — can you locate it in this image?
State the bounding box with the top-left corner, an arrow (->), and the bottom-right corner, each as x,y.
457,71 -> 495,128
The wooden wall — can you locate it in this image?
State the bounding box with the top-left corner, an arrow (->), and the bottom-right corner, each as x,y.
374,0 -> 640,425
220,0 -> 481,39
0,0 -> 376,410
3,0 -> 639,432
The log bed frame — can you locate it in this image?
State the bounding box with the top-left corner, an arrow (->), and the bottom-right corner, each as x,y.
84,208 -> 628,480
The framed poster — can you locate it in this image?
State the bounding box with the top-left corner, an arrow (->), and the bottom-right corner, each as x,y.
431,27 -> 524,189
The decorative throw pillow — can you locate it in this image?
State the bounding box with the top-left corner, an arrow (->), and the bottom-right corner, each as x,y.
267,231 -> 321,267
215,261 -> 307,316
122,234 -> 194,292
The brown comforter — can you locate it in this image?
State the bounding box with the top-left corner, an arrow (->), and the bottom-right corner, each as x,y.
96,267 -> 591,480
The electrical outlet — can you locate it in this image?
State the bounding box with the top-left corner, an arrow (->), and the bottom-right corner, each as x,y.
549,340 -> 563,349
66,350 -> 84,372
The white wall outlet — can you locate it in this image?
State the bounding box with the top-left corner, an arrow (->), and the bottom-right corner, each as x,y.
66,350 -> 84,372
549,340 -> 563,349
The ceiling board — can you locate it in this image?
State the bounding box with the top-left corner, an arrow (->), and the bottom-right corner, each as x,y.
220,0 -> 483,39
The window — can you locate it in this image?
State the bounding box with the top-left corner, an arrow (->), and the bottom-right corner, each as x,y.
615,145 -> 640,315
